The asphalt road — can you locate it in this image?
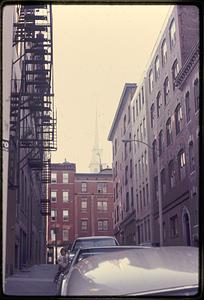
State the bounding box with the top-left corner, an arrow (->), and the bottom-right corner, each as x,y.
4,264 -> 59,296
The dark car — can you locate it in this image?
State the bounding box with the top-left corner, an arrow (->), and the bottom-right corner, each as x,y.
61,246 -> 199,296
68,236 -> 119,264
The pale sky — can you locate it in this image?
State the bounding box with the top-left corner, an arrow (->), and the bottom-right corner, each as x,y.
51,4 -> 172,172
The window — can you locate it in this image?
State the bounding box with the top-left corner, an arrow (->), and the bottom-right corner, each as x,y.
63,229 -> 69,241
139,190 -> 142,210
161,168 -> 166,197
166,117 -> 173,145
124,142 -> 127,160
164,77 -> 170,105
170,214 -> 178,238
141,155 -> 144,177
50,229 -> 56,241
155,56 -> 160,80
169,19 -> 176,48
131,187 -> 134,207
97,183 -> 107,193
143,118 -> 146,137
133,106 -> 135,122
63,210 -> 69,221
141,86 -> 144,104
168,160 -> 176,188
137,128 -> 139,146
51,209 -> 57,221
51,191 -> 57,202
81,199 -> 87,211
138,160 -> 141,177
135,164 -> 138,182
126,192 -> 129,212
158,130 -> 164,156
116,182 -> 119,199
98,220 -> 108,231
185,91 -> 191,123
129,133 -> 132,152
81,182 -> 87,192
128,105 -> 131,123
114,139 -> 117,155
136,194 -> 139,212
156,92 -> 162,118
149,69 -> 153,93
123,114 -> 127,134
150,103 -> 155,128
125,165 -> 128,185
175,103 -> 183,134
136,100 -> 138,116
194,78 -> 199,112
63,172 -> 68,183
161,39 -> 167,66
63,191 -> 69,202
51,173 -> 57,183
154,176 -> 158,201
130,159 -> 133,178
172,59 -> 179,89
146,183 -> 149,204
116,205 -> 119,222
140,123 -> 143,141
143,187 -> 146,207
139,93 -> 141,110
178,149 -> 186,180
189,141 -> 195,173
97,201 -> 108,211
152,139 -> 157,163
144,150 -> 148,171
81,220 -> 88,231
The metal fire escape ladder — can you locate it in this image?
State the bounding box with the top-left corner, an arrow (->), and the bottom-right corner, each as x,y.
10,4 -> 57,215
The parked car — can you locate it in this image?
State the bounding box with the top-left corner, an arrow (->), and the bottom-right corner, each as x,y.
68,236 -> 119,264
61,246 -> 199,296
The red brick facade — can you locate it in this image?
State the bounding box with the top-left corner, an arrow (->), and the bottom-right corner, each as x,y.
47,162 -> 114,261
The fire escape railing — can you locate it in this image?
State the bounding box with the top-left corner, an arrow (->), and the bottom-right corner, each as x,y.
9,4 -> 57,215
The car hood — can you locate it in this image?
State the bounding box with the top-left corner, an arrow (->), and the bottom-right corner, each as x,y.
64,247 -> 199,296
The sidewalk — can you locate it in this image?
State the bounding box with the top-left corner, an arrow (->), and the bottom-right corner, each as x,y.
4,264 -> 59,296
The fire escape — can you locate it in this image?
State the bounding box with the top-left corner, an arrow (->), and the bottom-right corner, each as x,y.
9,4 -> 57,216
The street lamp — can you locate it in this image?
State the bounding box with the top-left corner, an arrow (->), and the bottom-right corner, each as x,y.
122,139 -> 163,246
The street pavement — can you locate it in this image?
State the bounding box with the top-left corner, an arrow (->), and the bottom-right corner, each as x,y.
4,264 -> 59,296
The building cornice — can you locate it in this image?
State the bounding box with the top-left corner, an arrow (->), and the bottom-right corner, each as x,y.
174,42 -> 199,89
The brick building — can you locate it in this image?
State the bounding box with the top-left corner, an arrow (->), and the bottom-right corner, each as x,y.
108,83 -> 137,244
47,162 -> 114,263
3,4 -> 56,282
145,5 -> 199,246
108,5 -> 199,246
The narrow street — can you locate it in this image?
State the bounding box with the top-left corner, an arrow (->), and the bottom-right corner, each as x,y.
4,264 -> 58,296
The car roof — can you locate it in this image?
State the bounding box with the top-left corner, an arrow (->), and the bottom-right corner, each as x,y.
64,246 -> 199,296
74,236 -> 117,241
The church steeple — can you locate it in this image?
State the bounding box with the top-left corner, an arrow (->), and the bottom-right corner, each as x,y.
89,108 -> 103,173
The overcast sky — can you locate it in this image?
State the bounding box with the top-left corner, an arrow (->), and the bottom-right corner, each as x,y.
51,4 -> 172,172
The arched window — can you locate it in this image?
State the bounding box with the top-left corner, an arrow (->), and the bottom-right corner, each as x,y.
158,130 -> 164,156
175,103 -> 183,134
172,59 -> 179,89
194,78 -> 199,112
161,39 -> 167,66
156,91 -> 162,117
189,141 -> 195,172
164,76 -> 170,105
150,103 -> 155,128
185,91 -> 191,123
166,117 -> 173,145
168,159 -> 176,188
169,19 -> 176,48
149,69 -> 153,93
155,56 -> 160,80
178,149 -> 186,180
152,139 -> 157,163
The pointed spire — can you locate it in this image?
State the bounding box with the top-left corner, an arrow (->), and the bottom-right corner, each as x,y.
89,106 -> 103,173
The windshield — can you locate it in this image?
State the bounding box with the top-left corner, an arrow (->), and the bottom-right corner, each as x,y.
73,238 -> 117,250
